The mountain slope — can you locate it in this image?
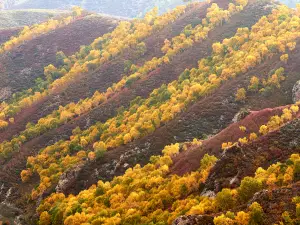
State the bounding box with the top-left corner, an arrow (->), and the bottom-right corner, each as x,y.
0,27 -> 21,44
0,9 -> 68,28
5,0 -> 185,18
0,0 -> 300,224
0,14 -> 120,101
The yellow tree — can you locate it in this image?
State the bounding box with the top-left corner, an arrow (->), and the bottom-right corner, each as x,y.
0,120 -> 8,129
72,6 -> 83,17
235,88 -> 246,102
248,76 -> 259,91
280,54 -> 289,64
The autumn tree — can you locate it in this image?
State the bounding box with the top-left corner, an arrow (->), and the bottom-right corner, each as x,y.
0,120 -> 8,129
237,177 -> 263,202
280,54 -> 289,64
93,141 -> 107,159
72,6 -> 83,17
39,211 -> 51,225
248,76 -> 260,92
135,42 -> 147,56
213,214 -> 234,225
212,42 -> 224,55
21,169 -> 32,182
249,202 -> 264,224
235,211 -> 250,225
259,125 -> 268,135
249,132 -> 258,141
239,126 -> 247,132
215,188 -> 237,211
235,88 -> 246,102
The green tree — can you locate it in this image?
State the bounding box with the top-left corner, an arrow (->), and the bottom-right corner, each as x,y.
237,177 -> 262,203
249,202 -> 264,225
216,188 -> 237,211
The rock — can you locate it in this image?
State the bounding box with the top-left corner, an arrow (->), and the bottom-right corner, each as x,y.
232,108 -> 250,123
201,189 -> 216,198
0,87 -> 12,101
19,67 -> 32,76
56,163 -> 85,193
229,174 -> 240,186
172,215 -> 214,225
292,80 -> 300,103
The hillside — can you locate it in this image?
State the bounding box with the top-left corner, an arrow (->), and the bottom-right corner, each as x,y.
0,0 -> 300,224
0,9 -> 69,29
4,0 -> 185,18
0,13 -> 120,101
0,27 -> 21,44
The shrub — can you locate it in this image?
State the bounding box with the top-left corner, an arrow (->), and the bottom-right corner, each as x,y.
237,177 -> 263,202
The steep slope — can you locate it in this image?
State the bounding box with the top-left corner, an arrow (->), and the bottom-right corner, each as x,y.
0,2 -> 205,140
34,104 -> 300,224
69,9 -> 300,193
61,0 -> 279,191
0,0 -> 252,179
0,27 -> 21,44
204,117 -> 300,192
0,0 -> 300,224
0,14 -> 120,101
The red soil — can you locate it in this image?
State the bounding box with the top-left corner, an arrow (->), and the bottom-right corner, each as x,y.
171,106 -> 300,176
204,117 -> 300,193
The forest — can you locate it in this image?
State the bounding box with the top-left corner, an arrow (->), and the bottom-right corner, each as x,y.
0,0 -> 299,224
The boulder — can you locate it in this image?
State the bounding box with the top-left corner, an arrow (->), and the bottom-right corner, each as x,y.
56,163 -> 84,193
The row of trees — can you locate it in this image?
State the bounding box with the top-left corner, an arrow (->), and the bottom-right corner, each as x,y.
0,4 -> 187,130
161,1 -> 248,58
235,67 -> 286,102
0,8 -> 86,130
2,1 -> 242,148
20,3 -> 300,199
37,138 -> 300,224
37,142 -> 216,225
0,7 -> 83,54
0,0 -> 242,158
33,4 -> 300,224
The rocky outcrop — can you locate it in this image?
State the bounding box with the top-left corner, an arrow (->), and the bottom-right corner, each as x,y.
246,182 -> 300,224
292,80 -> 300,103
232,108 -> 250,123
56,163 -> 85,193
172,215 -> 214,225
